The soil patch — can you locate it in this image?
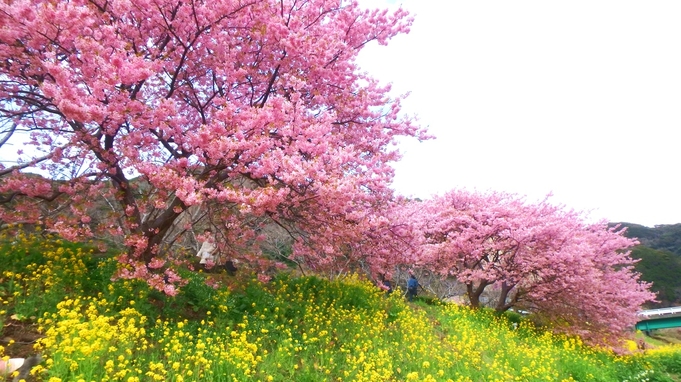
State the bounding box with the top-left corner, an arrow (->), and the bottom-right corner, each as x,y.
1,318 -> 43,359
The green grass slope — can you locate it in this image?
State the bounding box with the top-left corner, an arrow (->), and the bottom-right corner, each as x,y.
1,231 -> 681,382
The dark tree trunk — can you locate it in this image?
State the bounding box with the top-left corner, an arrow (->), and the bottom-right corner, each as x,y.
495,281 -> 514,312
467,280 -> 489,309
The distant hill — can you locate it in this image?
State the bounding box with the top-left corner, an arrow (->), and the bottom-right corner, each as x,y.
614,222 -> 681,257
629,246 -> 681,307
613,222 -> 681,307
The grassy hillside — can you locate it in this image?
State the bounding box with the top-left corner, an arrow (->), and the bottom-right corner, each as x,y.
610,222 -> 681,306
630,246 -> 681,306
2,231 -> 681,381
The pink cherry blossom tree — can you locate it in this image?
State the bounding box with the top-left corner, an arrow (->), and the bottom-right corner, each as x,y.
281,195 -> 420,282
0,0 -> 426,292
405,190 -> 655,347
525,221 -> 656,347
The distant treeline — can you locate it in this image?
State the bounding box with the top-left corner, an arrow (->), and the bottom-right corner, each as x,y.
613,223 -> 681,307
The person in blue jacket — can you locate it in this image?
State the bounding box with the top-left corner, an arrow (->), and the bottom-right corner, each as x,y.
382,275 -> 393,295
407,274 -> 418,301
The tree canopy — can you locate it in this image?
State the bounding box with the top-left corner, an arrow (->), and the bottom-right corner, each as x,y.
0,0 -> 424,292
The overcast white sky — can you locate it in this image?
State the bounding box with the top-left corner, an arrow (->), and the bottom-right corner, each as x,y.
357,0 -> 681,227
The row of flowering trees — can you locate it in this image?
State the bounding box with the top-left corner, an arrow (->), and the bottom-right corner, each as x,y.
0,0 -> 654,347
388,191 -> 655,347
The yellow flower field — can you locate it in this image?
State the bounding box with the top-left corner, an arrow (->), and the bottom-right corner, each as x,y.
1,232 -> 680,381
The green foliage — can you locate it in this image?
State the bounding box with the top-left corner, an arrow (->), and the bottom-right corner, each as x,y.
631,246 -> 681,305
500,309 -> 524,325
0,231 -> 100,320
224,276 -> 279,322
644,350 -> 681,380
658,353 -> 681,375
617,222 -> 681,257
170,268 -> 222,316
612,222 -> 681,306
